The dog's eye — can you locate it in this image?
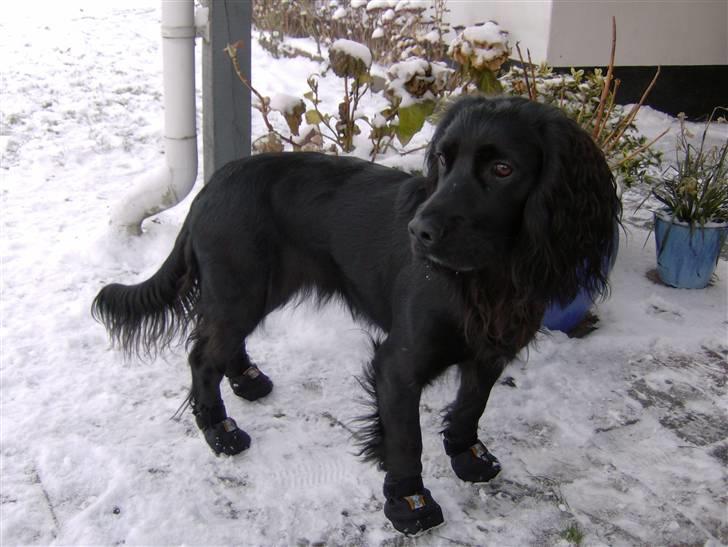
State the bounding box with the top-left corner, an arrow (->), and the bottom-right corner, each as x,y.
436,153 -> 447,169
492,162 -> 513,178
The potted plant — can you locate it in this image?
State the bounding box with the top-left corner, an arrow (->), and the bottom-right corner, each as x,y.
649,110 -> 728,289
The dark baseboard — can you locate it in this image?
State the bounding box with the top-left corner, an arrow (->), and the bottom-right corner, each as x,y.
559,65 -> 727,121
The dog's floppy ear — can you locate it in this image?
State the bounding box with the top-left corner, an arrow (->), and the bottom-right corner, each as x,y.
516,110 -> 621,306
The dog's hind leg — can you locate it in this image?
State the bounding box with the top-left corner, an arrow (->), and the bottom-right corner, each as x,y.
442,359 -> 504,483
188,327 -> 251,456
226,340 -> 273,402
187,263 -> 272,455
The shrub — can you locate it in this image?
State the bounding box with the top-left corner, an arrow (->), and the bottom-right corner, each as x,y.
243,7 -> 661,181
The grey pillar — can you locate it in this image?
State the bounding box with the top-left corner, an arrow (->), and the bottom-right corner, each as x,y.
202,0 -> 252,183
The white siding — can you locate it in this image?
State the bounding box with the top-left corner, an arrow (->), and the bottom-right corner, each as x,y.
445,0 -> 728,66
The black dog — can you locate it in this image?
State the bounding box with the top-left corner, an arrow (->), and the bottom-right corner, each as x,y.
93,96 -> 620,535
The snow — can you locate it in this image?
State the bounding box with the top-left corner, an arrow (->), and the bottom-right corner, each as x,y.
330,39 -> 373,69
1,2 -> 727,546
449,22 -> 510,70
655,208 -> 728,228
423,29 -> 441,43
388,57 -> 430,82
386,58 -> 451,108
463,21 -> 508,46
394,0 -> 428,12
332,6 -> 347,20
372,113 -> 388,128
381,8 -> 396,22
366,0 -> 397,11
371,26 -> 385,39
269,93 -> 304,115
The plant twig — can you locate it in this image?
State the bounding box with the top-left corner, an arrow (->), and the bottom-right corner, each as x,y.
593,16 -> 617,140
307,75 -> 343,147
527,48 -> 537,99
225,41 -> 301,149
597,78 -> 620,141
515,42 -> 534,101
603,66 -> 661,153
610,127 -> 669,168
400,143 -> 429,156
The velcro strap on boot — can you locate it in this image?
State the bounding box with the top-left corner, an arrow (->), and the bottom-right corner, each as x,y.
383,475 -> 425,499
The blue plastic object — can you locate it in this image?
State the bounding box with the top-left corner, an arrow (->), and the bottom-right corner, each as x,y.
542,290 -> 593,333
542,223 -> 620,333
654,211 -> 728,289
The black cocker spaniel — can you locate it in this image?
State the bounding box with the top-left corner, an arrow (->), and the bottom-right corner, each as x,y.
93,95 -> 620,536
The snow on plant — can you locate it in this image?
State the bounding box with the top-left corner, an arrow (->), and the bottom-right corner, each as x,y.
226,38 -> 376,155
449,21 -> 510,73
384,57 -> 452,145
446,21 -> 509,96
329,38 -> 372,78
253,0 -> 452,67
306,39 -> 373,153
226,41 -> 320,154
269,93 -> 307,136
245,9 -> 662,180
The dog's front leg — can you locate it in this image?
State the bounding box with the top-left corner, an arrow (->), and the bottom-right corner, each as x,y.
442,358 -> 505,483
370,339 -> 445,536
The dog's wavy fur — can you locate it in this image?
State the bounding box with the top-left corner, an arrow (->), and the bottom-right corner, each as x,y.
92,221 -> 199,360
424,96 -> 620,355
93,96 -> 620,482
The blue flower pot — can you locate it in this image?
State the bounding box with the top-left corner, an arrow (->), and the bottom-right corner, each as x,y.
543,290 -> 594,333
543,224 -> 620,333
654,211 -> 728,289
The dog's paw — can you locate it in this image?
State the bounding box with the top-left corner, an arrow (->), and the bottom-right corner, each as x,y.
383,477 -> 444,536
203,418 -> 251,456
229,365 -> 273,401
450,440 -> 501,483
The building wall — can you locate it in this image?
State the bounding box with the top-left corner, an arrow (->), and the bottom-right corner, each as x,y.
446,1 -> 552,62
547,0 -> 727,67
445,0 -> 728,67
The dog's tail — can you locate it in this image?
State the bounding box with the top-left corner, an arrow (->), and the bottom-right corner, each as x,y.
91,222 -> 199,359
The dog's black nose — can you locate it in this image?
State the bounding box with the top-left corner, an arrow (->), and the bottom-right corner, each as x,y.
408,216 -> 442,248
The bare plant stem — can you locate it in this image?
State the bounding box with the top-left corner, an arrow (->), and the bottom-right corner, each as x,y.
225,42 -> 300,149
515,43 -> 534,101
527,48 -> 537,99
593,16 -> 617,140
603,66 -> 661,153
400,143 -> 428,156
597,78 -> 621,141
611,127 -> 669,168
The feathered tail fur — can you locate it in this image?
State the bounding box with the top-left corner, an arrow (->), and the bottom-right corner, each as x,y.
91,224 -> 199,359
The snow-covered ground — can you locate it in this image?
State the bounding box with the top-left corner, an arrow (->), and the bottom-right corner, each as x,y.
1,2 -> 726,546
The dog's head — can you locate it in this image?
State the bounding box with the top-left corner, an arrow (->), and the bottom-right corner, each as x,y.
410,95 -> 621,304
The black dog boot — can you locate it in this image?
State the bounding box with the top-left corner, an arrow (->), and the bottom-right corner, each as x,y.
203,418 -> 251,455
193,403 -> 251,456
446,439 -> 501,483
228,364 -> 273,401
383,476 -> 444,536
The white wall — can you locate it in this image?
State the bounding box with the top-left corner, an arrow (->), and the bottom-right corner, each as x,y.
446,1 -> 552,62
445,0 -> 728,67
548,0 -> 728,66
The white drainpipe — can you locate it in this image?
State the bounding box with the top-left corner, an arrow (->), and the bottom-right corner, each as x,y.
111,0 -> 199,236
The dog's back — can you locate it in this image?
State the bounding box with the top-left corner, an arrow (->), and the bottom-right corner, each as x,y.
93,152 -> 424,358
186,152 -> 421,329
